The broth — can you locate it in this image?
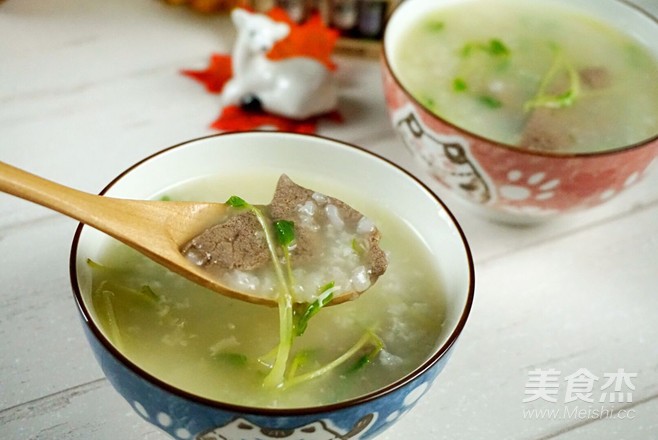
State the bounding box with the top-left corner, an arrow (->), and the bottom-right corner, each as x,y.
85,172 -> 446,408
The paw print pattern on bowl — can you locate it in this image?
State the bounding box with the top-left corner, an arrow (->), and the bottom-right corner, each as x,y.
384,380 -> 429,424
599,170 -> 643,201
132,401 -> 193,439
499,171 -> 560,202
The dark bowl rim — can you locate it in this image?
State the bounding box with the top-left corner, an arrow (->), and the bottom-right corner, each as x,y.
69,131 -> 476,416
381,0 -> 658,159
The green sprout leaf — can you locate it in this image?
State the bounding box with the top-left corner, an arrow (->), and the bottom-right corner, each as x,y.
524,49 -> 581,111
286,349 -> 317,380
281,331 -> 384,390
86,258 -> 131,278
421,96 -> 436,111
349,355 -> 372,372
88,260 -> 158,303
93,282 -> 123,350
159,195 -> 172,201
460,38 -> 510,58
487,39 -> 509,56
460,42 -> 475,57
274,220 -> 296,246
453,77 -> 468,92
351,238 -> 365,256
478,95 -> 503,109
86,258 -> 105,270
454,38 -> 510,104
426,20 -> 445,32
226,195 -> 248,208
139,285 -> 159,301
294,282 -> 335,337
348,333 -> 384,373
213,352 -> 248,367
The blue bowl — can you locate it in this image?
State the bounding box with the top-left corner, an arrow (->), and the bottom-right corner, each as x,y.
70,132 -> 474,439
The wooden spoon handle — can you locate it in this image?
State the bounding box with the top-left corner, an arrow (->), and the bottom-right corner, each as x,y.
0,161 -> 260,303
0,161 -> 166,255
0,161 -> 111,224
0,161 -> 226,252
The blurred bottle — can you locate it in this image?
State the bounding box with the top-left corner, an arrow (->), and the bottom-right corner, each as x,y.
330,0 -> 358,33
277,0 -> 308,22
357,0 -> 386,38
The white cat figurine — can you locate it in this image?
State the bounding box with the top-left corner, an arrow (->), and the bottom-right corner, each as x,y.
221,8 -> 338,120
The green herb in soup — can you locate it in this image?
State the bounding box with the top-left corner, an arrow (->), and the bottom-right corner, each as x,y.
394,0 -> 658,152
86,173 -> 445,408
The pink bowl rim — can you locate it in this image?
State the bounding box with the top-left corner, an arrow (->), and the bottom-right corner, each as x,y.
382,0 -> 658,159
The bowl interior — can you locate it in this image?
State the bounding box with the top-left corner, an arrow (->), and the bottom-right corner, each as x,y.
73,132 -> 474,405
385,0 -> 658,74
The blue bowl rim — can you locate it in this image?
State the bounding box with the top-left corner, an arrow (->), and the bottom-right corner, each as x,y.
69,131 -> 476,416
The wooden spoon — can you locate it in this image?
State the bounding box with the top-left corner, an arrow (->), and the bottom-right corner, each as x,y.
0,161 -> 282,306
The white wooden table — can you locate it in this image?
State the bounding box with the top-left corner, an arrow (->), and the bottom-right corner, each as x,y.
1,1 -> 657,439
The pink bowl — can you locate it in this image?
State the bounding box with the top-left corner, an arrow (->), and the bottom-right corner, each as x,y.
382,0 -> 658,223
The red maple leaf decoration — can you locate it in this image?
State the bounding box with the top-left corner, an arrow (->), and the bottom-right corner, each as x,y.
212,105 -> 343,134
266,8 -> 339,71
181,7 -> 341,133
181,53 -> 232,94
